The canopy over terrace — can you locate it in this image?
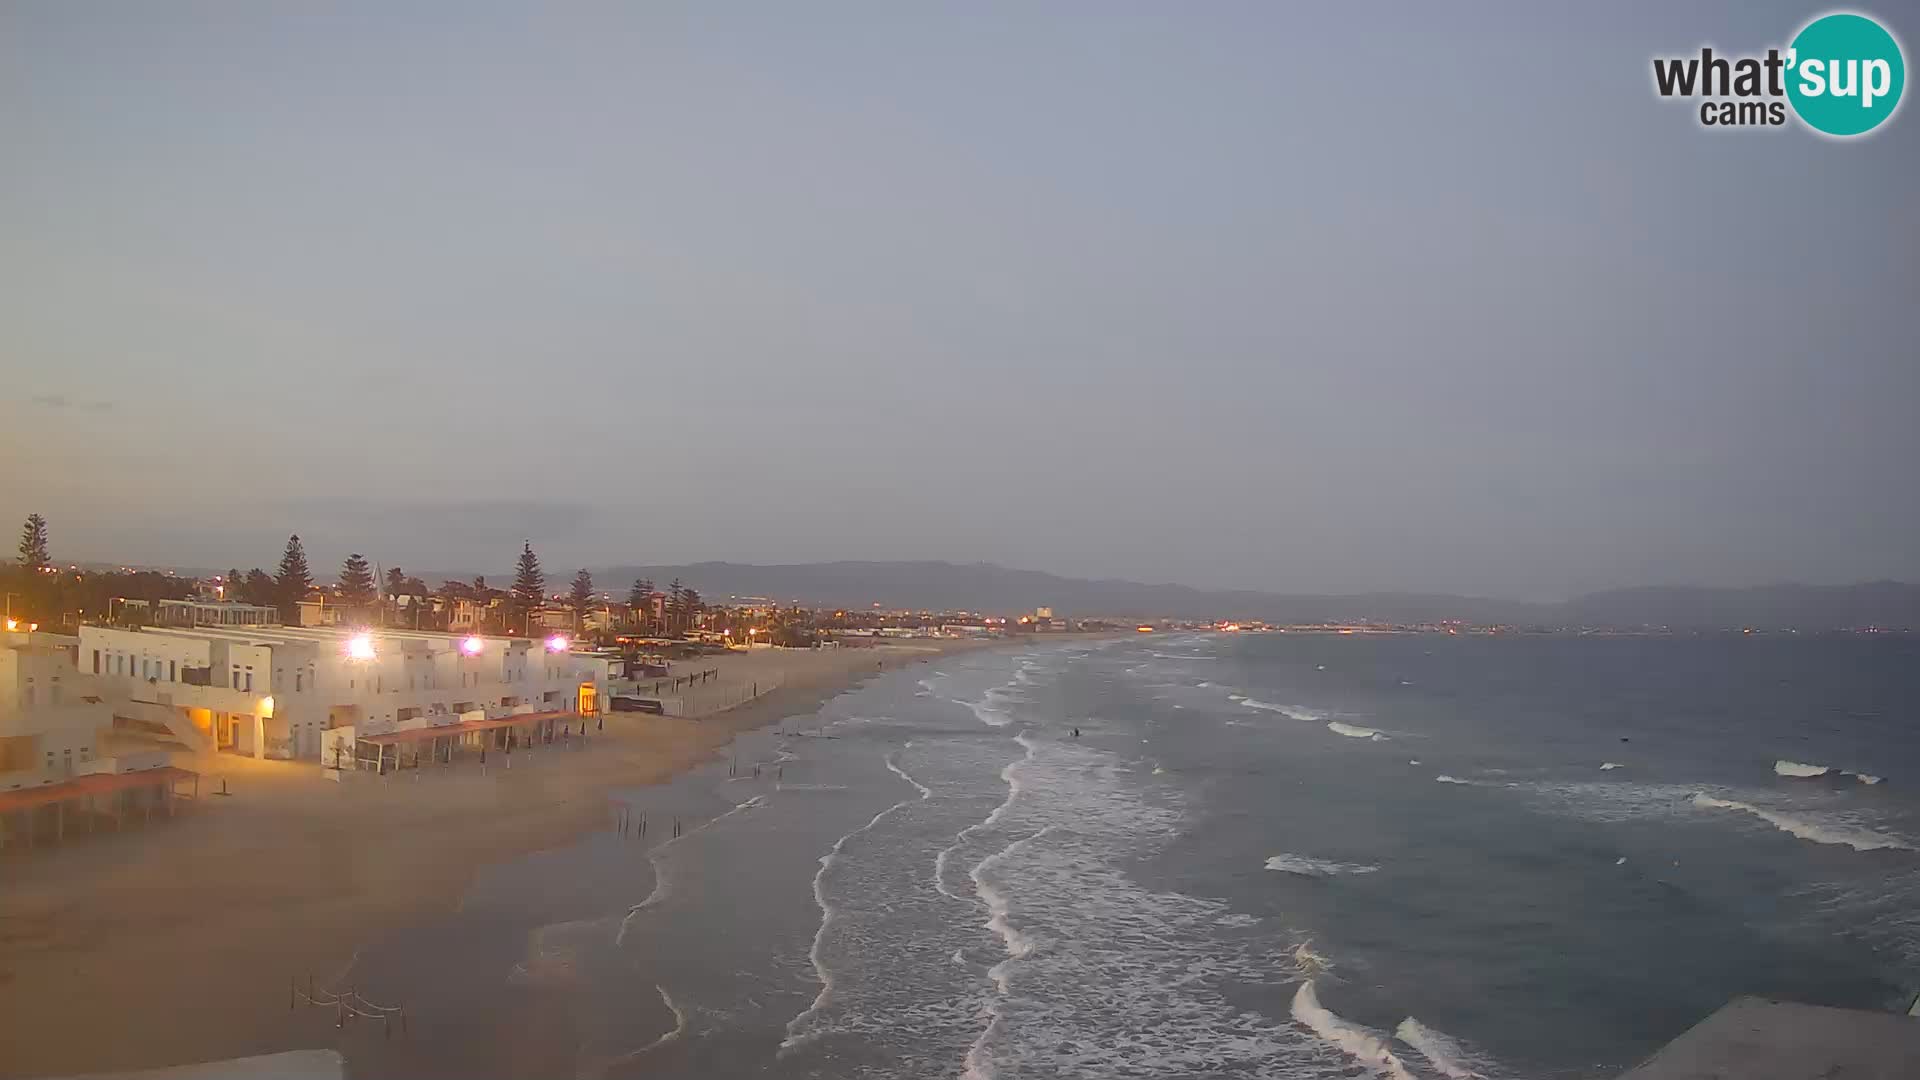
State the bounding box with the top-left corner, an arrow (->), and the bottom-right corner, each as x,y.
353,710 -> 588,773
0,766 -> 199,851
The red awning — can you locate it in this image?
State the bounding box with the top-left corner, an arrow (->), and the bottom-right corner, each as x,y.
358,711 -> 582,746
0,767 -> 198,814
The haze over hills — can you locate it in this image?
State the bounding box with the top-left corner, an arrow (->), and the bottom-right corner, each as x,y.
535,561 -> 1915,631
120,558 -> 1916,630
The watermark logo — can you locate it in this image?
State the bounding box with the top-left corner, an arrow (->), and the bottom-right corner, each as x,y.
1652,10 -> 1905,137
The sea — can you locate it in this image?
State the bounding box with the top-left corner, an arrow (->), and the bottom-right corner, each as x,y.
343,631 -> 1920,1080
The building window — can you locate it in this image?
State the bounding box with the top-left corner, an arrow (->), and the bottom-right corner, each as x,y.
92,650 -> 101,674
244,671 -> 253,692
169,660 -> 177,681
296,671 -> 303,692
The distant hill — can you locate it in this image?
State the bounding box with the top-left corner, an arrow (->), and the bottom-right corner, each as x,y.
557,561 -> 1916,631
1557,581 -> 1920,631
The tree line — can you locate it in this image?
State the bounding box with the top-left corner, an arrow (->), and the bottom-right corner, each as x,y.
9,514 -> 705,639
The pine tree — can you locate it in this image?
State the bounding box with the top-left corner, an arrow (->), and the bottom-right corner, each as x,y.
682,588 -> 703,631
225,568 -> 243,597
18,513 -> 50,569
511,542 -> 545,628
627,578 -> 653,631
569,569 -> 594,616
340,553 -> 376,607
666,579 -> 686,635
275,534 -> 313,615
243,568 -> 276,606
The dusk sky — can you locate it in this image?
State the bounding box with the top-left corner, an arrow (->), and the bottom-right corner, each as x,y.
3,3 -> 1915,599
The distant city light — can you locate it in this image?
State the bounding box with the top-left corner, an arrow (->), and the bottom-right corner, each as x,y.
4,619 -> 14,631
346,633 -> 376,660
461,636 -> 485,656
259,696 -> 275,716
545,634 -> 570,653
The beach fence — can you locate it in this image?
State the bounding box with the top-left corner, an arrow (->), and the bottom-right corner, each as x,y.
291,974 -> 408,1037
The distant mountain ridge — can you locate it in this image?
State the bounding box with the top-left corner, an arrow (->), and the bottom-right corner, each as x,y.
534,561 -> 1914,631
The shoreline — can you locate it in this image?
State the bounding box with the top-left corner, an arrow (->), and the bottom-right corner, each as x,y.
0,640 -> 999,1079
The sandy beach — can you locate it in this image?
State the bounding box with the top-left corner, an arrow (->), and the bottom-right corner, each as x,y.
0,641 -> 988,1079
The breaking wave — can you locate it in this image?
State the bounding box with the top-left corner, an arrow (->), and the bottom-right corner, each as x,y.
1394,1017 -> 1487,1079
1691,794 -> 1912,852
1775,760 -> 1831,778
1265,854 -> 1379,876
1290,981 -> 1417,1080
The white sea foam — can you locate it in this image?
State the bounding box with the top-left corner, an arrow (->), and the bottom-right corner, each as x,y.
781,789 -> 922,1052
1775,760 -> 1832,778
1691,793 -> 1912,852
576,984 -> 691,1079
1394,1016 -> 1486,1079
1291,981 -> 1418,1080
1328,721 -> 1385,740
950,730 -> 1324,1077
887,752 -> 933,801
1600,762 -> 1623,770
1265,854 -> 1379,876
1436,775 -> 1473,785
1292,941 -> 1335,976
1234,696 -> 1324,722
616,795 -> 767,945
1408,759 -> 1422,766
1855,773 -> 1884,785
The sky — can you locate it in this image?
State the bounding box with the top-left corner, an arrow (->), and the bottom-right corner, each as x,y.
2,2 -> 1915,600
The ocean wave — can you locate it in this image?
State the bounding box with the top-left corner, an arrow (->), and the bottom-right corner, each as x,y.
1328,721 -> 1385,740
1855,773 -> 1884,785
1291,981 -> 1418,1080
886,752 -> 933,801
1691,794 -> 1912,852
1232,696 -> 1324,722
1150,652 -> 1216,661
1436,775 -> 1473,785
1292,941 -> 1336,976
1775,760 -> 1832,778
958,695 -> 1013,727
616,795 -> 767,945
1394,1017 -> 1486,1079
1265,854 -> 1379,876
1600,762 -> 1623,770
781,789 -> 923,1052
577,984 -> 691,1079
948,731 -> 1322,1077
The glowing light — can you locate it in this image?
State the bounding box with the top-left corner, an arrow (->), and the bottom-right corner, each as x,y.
259,696 -> 275,716
461,636 -> 485,656
4,619 -> 15,631
1136,625 -> 1154,633
546,635 -> 570,653
346,633 -> 376,660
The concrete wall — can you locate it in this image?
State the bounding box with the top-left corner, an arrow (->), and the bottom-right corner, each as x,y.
1,638 -> 111,788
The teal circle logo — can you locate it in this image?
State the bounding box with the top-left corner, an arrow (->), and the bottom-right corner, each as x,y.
1786,12 -> 1906,136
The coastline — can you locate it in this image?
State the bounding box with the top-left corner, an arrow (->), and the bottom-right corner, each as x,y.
0,641 -> 993,1079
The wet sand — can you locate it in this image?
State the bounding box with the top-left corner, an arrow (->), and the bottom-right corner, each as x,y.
0,642 -> 983,1079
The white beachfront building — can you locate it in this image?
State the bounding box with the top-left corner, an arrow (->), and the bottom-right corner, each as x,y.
1,629 -> 110,786
75,622 -> 607,762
